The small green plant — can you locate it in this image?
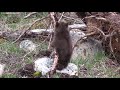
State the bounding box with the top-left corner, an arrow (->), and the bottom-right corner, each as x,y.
33,72 -> 41,77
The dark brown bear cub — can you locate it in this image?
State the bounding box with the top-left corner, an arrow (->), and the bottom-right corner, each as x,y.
51,21 -> 73,71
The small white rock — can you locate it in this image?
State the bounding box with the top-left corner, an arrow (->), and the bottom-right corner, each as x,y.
56,63 -> 78,76
0,64 -> 5,77
19,40 -> 36,52
34,57 -> 53,75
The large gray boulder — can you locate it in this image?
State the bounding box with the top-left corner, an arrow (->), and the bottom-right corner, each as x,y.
70,30 -> 103,60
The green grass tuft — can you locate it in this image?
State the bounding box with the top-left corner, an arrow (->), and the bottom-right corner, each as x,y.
0,41 -> 23,55
2,74 -> 17,78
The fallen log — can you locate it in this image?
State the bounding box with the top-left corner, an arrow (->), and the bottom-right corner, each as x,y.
0,24 -> 87,42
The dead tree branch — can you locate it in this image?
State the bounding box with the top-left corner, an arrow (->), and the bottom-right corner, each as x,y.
12,30 -> 26,44
12,14 -> 50,43
58,12 -> 64,22
27,15 -> 50,30
24,12 -> 38,19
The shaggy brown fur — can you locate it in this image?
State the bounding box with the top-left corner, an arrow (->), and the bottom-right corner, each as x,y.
51,21 -> 73,70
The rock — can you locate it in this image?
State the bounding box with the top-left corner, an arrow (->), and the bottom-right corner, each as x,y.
34,57 -> 78,76
56,63 -> 78,76
70,30 -> 86,46
70,29 -> 103,60
34,57 -> 53,75
19,39 -> 37,53
0,64 -> 5,77
71,37 -> 103,60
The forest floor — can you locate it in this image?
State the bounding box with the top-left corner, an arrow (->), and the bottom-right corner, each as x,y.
0,12 -> 120,78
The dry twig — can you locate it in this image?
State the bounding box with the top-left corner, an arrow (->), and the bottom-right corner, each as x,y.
12,14 -> 50,43
109,30 -> 117,60
12,30 -> 26,44
88,26 -> 106,37
24,12 -> 38,19
58,12 -> 64,22
47,23 -> 53,50
49,12 -> 57,28
27,15 -> 50,30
